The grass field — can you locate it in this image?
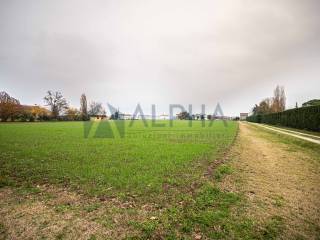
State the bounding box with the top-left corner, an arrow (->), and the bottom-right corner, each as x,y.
1,120 -> 254,239
0,120 -> 237,198
2,121 -> 317,239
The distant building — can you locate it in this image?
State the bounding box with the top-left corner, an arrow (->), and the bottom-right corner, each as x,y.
240,113 -> 248,121
194,114 -> 206,120
159,114 -> 169,120
21,105 -> 51,119
90,115 -> 107,121
118,113 -> 133,120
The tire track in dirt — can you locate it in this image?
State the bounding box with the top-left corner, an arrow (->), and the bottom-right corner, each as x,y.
250,123 -> 320,145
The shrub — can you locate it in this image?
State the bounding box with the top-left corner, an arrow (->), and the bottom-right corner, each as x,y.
247,105 -> 320,131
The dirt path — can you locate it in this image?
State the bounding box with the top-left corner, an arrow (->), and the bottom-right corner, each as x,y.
250,123 -> 320,144
223,122 -> 320,239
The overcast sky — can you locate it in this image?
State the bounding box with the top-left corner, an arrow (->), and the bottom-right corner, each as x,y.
1,0 -> 319,116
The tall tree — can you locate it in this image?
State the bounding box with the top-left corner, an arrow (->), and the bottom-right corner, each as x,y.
251,85 -> 286,115
252,98 -> 273,115
252,104 -> 259,115
279,86 -> 286,112
0,91 -> 21,121
259,98 -> 272,114
271,85 -> 286,112
88,102 -> 105,116
177,111 -> 190,120
80,93 -> 88,120
43,91 -> 68,118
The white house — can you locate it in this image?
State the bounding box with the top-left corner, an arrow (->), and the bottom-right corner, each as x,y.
240,113 -> 248,121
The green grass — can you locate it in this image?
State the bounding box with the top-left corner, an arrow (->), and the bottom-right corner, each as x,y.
1,121 -> 291,239
1,120 -> 256,239
214,164 -> 233,181
0,120 -> 237,198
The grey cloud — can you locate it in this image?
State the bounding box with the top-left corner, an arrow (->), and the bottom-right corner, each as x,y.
0,0 -> 319,115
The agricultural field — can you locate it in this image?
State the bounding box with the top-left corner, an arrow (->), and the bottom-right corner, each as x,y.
0,120 -> 237,197
0,120 -> 248,239
1,121 -> 320,239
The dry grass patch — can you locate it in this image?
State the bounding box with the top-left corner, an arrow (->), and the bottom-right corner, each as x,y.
219,123 -> 320,239
0,185 -> 154,239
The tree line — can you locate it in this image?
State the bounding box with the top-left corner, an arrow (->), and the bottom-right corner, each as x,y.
176,112 -> 218,120
247,104 -> 320,131
250,85 -> 320,116
0,90 -> 106,122
247,85 -> 320,131
252,85 -> 286,115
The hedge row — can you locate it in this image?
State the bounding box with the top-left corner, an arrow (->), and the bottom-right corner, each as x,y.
246,105 -> 320,131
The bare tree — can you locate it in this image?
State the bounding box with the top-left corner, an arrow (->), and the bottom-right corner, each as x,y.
271,85 -> 286,112
88,102 -> 105,116
43,91 -> 68,118
252,98 -> 272,115
252,85 -> 286,115
260,98 -> 273,114
279,86 -> 286,111
80,93 -> 88,120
